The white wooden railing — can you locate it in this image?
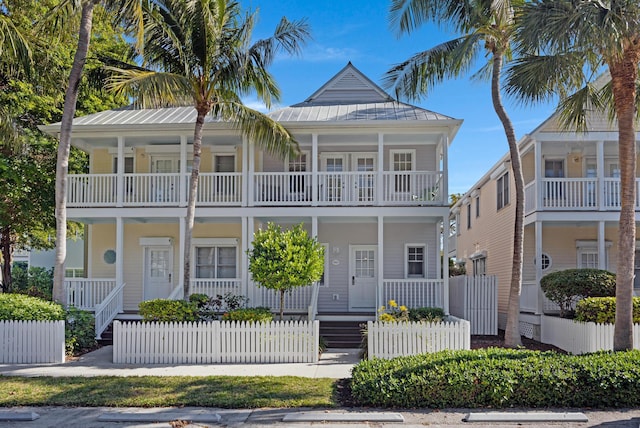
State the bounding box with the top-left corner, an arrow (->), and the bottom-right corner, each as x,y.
190,278 -> 242,297
94,282 -> 125,339
123,173 -> 181,205
520,280 -> 538,313
366,317 -> 470,359
113,320 -> 319,363
0,320 -> 66,363
383,171 -> 443,204
316,172 -> 377,205
65,278 -> 117,310
259,285 -> 314,313
197,173 -> 242,205
254,172 -> 312,205
448,275 -> 497,335
382,279 -> 444,309
307,282 -> 320,321
67,174 -> 117,206
524,181 -> 536,214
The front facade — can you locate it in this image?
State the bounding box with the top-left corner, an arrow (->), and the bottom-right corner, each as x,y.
43,63 -> 461,335
451,104 -> 640,339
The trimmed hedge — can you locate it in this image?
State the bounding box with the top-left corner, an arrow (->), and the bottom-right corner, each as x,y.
221,307 -> 273,323
351,348 -> 640,408
540,269 -> 616,317
0,293 -> 65,321
409,307 -> 445,322
139,299 -> 198,322
65,307 -> 96,355
576,297 -> 640,323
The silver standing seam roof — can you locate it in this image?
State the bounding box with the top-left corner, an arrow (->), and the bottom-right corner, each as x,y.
44,62 -> 457,129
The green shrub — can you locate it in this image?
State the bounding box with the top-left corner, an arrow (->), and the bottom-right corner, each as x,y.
409,307 -> 445,322
221,307 -> 273,323
576,297 -> 640,323
65,307 -> 96,355
540,269 -> 616,317
139,299 -> 198,322
10,266 -> 53,300
0,293 -> 64,321
351,348 -> 640,408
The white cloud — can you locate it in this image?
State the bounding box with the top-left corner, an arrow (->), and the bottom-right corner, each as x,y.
278,44 -> 360,62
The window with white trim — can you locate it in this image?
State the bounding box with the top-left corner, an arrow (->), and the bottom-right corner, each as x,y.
576,240 -> 610,270
467,204 -> 472,229
497,172 -> 509,210
406,244 -> 426,278
214,154 -> 235,172
390,149 -> 416,193
112,156 -> 134,173
475,195 -> 480,218
195,246 -> 237,278
472,256 -> 486,275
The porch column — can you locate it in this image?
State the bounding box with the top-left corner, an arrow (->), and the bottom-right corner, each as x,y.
180,135 -> 188,207
248,142 -> 255,207
247,217 -> 258,305
377,216 -> 384,311
598,221 -> 606,270
311,215 -> 318,238
178,216 -> 185,295
535,221 -> 543,315
442,217 -> 450,315
241,136 -> 248,207
534,138 -> 542,210
597,140 -> 605,211
377,133 -> 384,205
312,134 -> 318,206
441,135 -> 449,202
116,137 -> 124,207
115,217 -> 124,286
241,216 -> 248,297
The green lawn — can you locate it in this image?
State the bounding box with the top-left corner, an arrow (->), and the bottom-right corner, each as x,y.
0,376 -> 337,408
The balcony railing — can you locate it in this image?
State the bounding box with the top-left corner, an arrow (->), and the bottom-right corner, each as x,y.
525,177 -> 640,213
382,279 -> 445,309
67,171 -> 444,207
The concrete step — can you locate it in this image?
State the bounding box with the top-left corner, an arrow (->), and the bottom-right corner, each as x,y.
320,321 -> 364,348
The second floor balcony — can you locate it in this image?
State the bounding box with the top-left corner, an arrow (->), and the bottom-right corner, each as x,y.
524,177 -> 640,214
66,170 -> 444,208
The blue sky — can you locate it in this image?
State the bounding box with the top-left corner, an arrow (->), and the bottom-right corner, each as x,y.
245,0 -> 558,195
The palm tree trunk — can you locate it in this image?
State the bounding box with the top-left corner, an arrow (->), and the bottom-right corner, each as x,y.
609,48 -> 640,351
53,0 -> 98,305
1,227 -> 13,292
183,106 -> 207,300
490,50 -> 523,348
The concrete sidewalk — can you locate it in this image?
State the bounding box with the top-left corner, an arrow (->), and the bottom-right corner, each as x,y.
0,346 -> 358,378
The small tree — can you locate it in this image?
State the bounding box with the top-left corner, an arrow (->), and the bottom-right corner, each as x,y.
248,223 -> 324,320
540,269 -> 616,318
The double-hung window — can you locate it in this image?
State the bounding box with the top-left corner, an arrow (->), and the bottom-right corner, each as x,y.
194,240 -> 238,279
496,172 -> 509,210
406,244 -> 426,278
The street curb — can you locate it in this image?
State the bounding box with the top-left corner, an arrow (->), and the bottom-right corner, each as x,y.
98,409 -> 221,423
283,411 -> 404,422
0,411 -> 40,421
464,411 -> 589,423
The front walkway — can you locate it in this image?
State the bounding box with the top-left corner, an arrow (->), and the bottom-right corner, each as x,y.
0,346 -> 359,379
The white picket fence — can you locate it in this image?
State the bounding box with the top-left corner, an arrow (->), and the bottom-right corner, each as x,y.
540,315 -> 640,354
113,320 -> 319,364
367,317 -> 470,360
449,275 -> 498,335
1,320 -> 65,363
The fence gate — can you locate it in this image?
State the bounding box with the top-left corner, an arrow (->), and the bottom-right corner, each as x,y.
449,275 -> 498,335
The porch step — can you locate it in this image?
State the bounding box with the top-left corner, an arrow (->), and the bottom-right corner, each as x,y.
97,323 -> 114,346
319,320 -> 365,348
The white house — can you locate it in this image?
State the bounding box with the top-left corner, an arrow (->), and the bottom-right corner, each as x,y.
42,63 -> 462,338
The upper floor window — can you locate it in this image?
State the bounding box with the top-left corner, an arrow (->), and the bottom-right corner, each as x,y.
214,154 -> 235,172
475,196 -> 480,218
406,244 -> 426,278
390,150 -> 416,193
496,172 -> 509,210
288,153 -> 308,172
467,204 -> 472,229
112,156 -> 134,173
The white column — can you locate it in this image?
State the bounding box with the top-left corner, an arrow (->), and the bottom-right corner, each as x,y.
312,134 -> 318,206
534,139 -> 542,210
248,143 -> 255,207
377,133 -> 384,204
180,135 -> 188,207
241,216 -> 248,296
441,135 -> 449,203
312,215 -> 318,238
535,221 -> 543,315
377,216 -> 384,311
242,136 -> 248,207
598,221 -> 606,270
597,140 -> 605,211
178,216 -> 185,295
247,217 -> 257,304
442,217 -> 450,315
116,137 -> 124,207
115,217 -> 124,286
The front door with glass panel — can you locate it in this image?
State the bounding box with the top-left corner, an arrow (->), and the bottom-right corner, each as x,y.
352,154 -> 376,203
544,159 -> 565,201
349,246 -> 377,311
321,155 -> 346,202
143,246 -> 173,300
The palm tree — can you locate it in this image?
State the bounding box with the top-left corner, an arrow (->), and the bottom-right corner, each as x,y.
385,0 -> 524,347
48,0 -> 147,304
107,0 -> 310,300
506,0 -> 640,351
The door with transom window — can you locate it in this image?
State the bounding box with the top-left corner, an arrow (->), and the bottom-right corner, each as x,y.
349,245 -> 377,311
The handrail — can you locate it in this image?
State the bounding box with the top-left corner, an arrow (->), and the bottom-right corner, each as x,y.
94,282 -> 125,339
307,282 -> 320,321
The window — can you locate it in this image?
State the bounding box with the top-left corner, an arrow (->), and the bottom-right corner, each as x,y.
475,196 -> 480,218
496,172 -> 509,210
455,212 -> 461,236
576,240 -> 610,270
540,253 -> 551,271
467,204 -> 472,229
472,256 -> 486,275
287,152 -> 308,198
390,150 -> 415,193
406,245 -> 426,278
195,246 -> 237,278
112,156 -> 134,173
214,154 -> 235,172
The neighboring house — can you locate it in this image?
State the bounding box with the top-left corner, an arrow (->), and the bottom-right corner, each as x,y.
41,63 -> 461,337
13,239 -> 85,277
450,102 -> 638,340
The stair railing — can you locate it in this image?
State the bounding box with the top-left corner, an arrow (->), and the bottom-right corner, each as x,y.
94,282 -> 125,339
307,281 -> 320,321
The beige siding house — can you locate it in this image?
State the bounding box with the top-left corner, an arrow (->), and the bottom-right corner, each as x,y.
451,104 -> 639,339
42,63 -> 461,337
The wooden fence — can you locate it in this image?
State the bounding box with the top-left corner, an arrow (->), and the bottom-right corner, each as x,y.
449,275 -> 498,335
367,317 -> 470,360
0,320 -> 65,363
113,320 -> 319,364
540,315 -> 640,354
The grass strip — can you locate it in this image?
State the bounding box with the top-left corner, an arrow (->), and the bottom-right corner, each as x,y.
0,376 -> 337,408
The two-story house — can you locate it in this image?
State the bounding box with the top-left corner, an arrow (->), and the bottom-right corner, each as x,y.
42,63 -> 462,338
451,102 -> 639,340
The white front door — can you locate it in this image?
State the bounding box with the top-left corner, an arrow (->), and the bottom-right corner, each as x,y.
143,246 -> 174,300
151,157 -> 180,202
352,154 -> 376,203
349,245 -> 377,311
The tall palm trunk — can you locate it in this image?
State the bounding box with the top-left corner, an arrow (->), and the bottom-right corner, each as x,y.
610,46 -> 640,351
183,105 -> 207,300
490,49 -> 523,348
53,0 -> 98,304
1,227 -> 13,292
